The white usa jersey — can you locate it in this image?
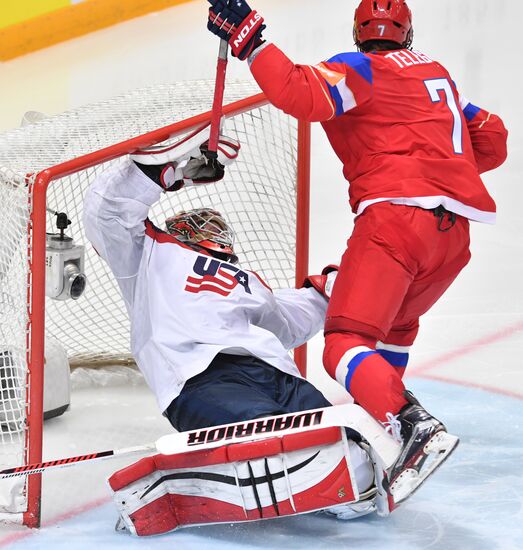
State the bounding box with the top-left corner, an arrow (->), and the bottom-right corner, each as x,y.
83,162 -> 327,412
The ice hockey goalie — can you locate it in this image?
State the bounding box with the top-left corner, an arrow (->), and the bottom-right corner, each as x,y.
108,426 -> 378,536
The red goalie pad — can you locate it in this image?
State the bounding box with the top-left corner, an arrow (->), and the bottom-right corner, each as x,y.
108,427 -> 374,536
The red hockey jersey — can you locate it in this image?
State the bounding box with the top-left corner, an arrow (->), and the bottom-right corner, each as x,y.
250,45 -> 508,223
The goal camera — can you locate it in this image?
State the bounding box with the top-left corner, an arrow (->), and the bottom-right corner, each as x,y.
46,234 -> 86,300
45,212 -> 87,301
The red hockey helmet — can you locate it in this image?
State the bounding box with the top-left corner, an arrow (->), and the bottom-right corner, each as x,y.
165,208 -> 238,264
353,0 -> 413,51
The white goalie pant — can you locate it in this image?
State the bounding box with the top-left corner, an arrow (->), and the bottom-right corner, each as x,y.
108,427 -> 376,537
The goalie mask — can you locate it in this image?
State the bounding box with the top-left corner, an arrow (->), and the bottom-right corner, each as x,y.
165,208 -> 238,264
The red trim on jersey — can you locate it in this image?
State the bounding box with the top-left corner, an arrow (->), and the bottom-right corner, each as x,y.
248,270 -> 272,292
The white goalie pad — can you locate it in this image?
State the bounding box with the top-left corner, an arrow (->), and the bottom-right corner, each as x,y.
108,427 -> 376,537
130,125 -> 240,189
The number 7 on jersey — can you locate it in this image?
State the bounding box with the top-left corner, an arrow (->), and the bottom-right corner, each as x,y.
424,78 -> 463,155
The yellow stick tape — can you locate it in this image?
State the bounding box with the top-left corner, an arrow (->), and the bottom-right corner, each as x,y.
0,0 -> 193,61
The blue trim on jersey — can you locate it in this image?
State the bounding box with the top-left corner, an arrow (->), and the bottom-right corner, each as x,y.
377,349 -> 409,368
345,350 -> 377,391
327,52 -> 373,84
463,102 -> 481,122
325,81 -> 345,116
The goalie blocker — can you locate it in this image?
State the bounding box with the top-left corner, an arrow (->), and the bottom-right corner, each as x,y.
108,426 -> 376,536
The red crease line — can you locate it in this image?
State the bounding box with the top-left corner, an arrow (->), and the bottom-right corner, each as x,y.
410,371 -> 523,400
0,496 -> 111,547
409,319 -> 523,376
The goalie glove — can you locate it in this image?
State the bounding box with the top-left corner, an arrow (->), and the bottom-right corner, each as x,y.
302,265 -> 338,300
207,0 -> 266,61
131,126 -> 240,191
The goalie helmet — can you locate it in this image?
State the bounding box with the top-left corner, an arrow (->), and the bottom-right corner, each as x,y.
353,0 -> 413,51
165,208 -> 238,264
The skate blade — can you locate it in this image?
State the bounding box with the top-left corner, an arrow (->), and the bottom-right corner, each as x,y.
389,431 -> 460,505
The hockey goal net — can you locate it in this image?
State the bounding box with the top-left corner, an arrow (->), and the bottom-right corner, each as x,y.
0,81 -> 310,527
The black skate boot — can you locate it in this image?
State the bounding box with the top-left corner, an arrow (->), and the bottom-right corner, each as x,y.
383,391 -> 459,506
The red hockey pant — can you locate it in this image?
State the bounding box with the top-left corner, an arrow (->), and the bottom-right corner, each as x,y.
323,203 -> 471,422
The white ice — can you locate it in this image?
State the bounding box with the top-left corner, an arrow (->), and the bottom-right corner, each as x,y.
0,0 -> 522,548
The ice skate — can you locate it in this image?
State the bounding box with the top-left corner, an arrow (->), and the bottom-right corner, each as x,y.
384,391 -> 459,506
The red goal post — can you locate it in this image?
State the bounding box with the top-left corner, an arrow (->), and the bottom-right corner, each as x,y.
0,81 -> 311,528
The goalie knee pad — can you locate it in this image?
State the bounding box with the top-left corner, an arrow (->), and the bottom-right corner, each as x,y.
108,427 -> 375,536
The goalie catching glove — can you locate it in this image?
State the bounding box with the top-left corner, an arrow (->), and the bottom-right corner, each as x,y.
207,0 -> 266,60
302,265 -> 338,300
131,126 -> 240,191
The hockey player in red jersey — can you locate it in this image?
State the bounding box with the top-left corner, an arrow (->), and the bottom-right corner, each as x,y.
206,0 -> 508,501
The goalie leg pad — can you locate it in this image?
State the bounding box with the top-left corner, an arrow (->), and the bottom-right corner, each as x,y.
108,427 -> 375,536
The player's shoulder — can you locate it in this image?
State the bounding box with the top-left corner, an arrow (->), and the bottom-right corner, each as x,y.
325,51 -> 372,70
323,51 -> 373,83
326,51 -> 369,64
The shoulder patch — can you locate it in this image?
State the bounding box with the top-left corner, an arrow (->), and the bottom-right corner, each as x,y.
326,52 -> 373,84
463,102 -> 481,122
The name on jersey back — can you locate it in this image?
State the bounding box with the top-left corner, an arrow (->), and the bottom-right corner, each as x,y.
385,50 -> 433,69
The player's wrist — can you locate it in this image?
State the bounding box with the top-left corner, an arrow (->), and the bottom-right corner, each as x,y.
248,40 -> 270,65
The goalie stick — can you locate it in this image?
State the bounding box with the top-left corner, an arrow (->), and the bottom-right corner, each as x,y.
0,404 -> 400,480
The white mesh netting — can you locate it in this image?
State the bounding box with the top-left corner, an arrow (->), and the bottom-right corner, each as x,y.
0,80 -> 301,517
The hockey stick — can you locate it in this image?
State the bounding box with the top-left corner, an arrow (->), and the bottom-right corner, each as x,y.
206,38 -> 229,158
0,404 -> 401,480
0,444 -> 156,479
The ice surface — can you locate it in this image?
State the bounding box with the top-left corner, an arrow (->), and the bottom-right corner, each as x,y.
2,380 -> 522,549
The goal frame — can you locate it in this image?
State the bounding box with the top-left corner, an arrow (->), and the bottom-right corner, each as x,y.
23,92 -> 311,528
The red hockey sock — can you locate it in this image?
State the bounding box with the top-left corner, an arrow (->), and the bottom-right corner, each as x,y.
348,354 -> 408,422
324,333 -> 408,422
